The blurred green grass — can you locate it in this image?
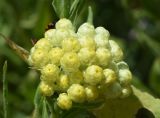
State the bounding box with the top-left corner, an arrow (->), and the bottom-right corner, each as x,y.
0,0 -> 160,117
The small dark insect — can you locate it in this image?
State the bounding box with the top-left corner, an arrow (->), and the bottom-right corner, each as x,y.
45,20 -> 58,31
31,38 -> 38,45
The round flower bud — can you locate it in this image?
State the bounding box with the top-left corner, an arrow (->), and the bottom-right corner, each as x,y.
41,64 -> 59,83
103,82 -> 122,99
94,34 -> 109,48
77,23 -> 95,37
62,38 -> 80,52
117,61 -> 129,70
95,27 -> 110,36
60,52 -> 80,72
49,47 -> 64,66
69,70 -> 84,84
78,37 -> 96,50
57,93 -> 72,110
96,48 -> 111,67
40,82 -> 54,96
56,18 -> 74,31
118,69 -> 132,86
85,86 -> 99,101
58,74 -> 70,92
78,48 -> 96,67
44,29 -> 56,40
52,29 -> 71,47
30,47 -> 35,54
84,65 -> 103,85
34,38 -> 52,51
94,27 -> 109,48
30,48 -> 49,68
109,40 -> 123,62
67,84 -> 86,103
120,86 -> 132,98
103,69 -> 117,85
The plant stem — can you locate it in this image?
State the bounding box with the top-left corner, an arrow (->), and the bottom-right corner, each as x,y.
3,61 -> 8,118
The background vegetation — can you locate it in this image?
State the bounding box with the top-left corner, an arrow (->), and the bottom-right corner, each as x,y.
0,0 -> 160,117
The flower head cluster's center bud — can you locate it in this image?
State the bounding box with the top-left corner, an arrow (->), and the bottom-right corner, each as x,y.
28,18 -> 133,110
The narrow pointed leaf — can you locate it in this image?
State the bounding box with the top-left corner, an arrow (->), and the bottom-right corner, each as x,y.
32,86 -> 43,118
0,33 -> 29,63
52,0 -> 71,18
87,6 -> 93,24
42,99 -> 49,118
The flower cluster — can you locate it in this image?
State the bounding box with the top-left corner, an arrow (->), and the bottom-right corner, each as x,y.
28,18 -> 132,110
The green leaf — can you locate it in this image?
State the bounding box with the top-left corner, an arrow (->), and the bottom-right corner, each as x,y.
63,109 -> 96,118
32,86 -> 43,118
72,100 -> 104,109
52,0 -> 71,18
69,0 -> 85,26
94,86 -> 160,118
149,58 -> 160,95
0,33 -> 29,63
3,61 -> 8,118
42,98 -> 49,118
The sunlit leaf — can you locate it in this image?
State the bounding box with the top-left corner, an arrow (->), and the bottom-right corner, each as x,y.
94,86 -> 160,118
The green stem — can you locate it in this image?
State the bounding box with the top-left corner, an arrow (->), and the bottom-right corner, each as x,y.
3,61 -> 8,118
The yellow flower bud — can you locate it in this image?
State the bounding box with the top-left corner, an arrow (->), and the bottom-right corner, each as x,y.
118,69 -> 132,86
84,65 -> 103,85
49,47 -> 64,66
120,86 -> 132,98
57,93 -> 72,110
41,64 -> 59,83
56,18 -> 74,31
78,37 -> 96,50
40,81 -> 54,96
60,52 -> 80,72
58,74 -> 70,92
78,48 -> 96,67
69,70 -> 84,84
85,86 -> 99,101
44,29 -> 56,40
96,48 -> 111,67
109,40 -> 123,62
30,48 -> 49,68
94,27 -> 110,48
34,38 -> 52,51
51,29 -> 71,47
77,23 -> 95,37
67,84 -> 86,103
62,38 -> 80,52
95,27 -> 110,36
103,69 -> 117,85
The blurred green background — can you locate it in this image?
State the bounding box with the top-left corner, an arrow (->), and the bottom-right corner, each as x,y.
0,0 -> 160,117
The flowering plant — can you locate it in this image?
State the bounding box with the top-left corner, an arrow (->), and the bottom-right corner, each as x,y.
1,0 -> 160,118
